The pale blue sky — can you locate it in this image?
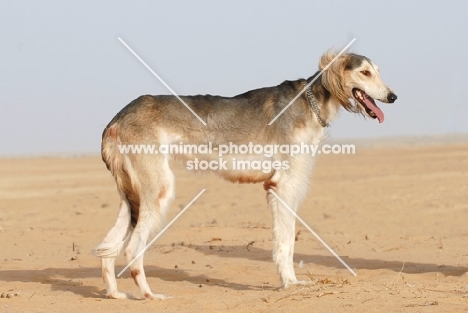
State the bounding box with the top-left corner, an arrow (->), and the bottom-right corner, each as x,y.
2,1 -> 467,155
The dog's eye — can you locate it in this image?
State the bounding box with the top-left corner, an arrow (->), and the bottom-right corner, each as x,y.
361,70 -> 371,77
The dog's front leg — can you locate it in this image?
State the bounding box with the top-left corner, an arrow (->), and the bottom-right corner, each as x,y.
268,189 -> 297,287
265,170 -> 310,287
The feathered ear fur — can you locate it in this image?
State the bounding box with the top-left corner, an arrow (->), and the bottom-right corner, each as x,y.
319,50 -> 356,112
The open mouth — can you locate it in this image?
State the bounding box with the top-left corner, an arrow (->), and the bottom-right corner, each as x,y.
352,88 -> 384,123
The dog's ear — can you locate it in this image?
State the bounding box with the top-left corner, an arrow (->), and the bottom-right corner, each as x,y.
319,49 -> 336,71
319,51 -> 354,110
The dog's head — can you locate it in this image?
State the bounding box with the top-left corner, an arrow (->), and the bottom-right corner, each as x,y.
319,51 -> 397,123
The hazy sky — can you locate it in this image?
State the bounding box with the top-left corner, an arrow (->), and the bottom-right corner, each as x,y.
2,1 -> 468,156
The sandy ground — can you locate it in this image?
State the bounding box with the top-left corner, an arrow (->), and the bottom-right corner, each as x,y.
1,142 -> 468,312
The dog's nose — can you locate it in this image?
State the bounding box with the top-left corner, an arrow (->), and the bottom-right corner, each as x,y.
387,93 -> 397,103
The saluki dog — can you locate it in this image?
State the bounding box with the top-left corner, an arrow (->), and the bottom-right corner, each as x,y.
93,50 -> 397,299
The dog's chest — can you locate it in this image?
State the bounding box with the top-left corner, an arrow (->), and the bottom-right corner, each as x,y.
292,124 -> 324,145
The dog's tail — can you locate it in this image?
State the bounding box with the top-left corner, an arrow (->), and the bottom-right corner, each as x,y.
101,123 -> 140,229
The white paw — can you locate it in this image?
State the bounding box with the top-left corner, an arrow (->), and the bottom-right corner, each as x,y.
283,279 -> 310,288
106,291 -> 130,299
289,280 -> 309,286
143,292 -> 171,300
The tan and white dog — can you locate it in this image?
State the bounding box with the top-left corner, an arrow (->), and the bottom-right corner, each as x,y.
93,51 -> 397,299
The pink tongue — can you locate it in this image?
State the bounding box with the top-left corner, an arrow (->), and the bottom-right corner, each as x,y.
364,97 -> 384,123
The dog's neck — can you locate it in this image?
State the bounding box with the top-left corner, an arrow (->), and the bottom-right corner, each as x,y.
305,85 -> 329,128
305,73 -> 341,128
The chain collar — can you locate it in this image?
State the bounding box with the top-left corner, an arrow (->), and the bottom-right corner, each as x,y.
306,85 -> 329,128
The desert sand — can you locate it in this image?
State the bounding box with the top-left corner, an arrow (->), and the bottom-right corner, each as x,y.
1,141 -> 468,312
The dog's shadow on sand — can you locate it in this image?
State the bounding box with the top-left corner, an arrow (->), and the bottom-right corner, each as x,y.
0,266 -> 105,299
0,264 -> 253,299
1,245 -> 466,299
187,243 -> 468,277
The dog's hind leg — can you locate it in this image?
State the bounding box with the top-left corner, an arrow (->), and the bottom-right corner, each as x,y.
93,192 -> 133,299
124,156 -> 175,300
265,167 -> 311,288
